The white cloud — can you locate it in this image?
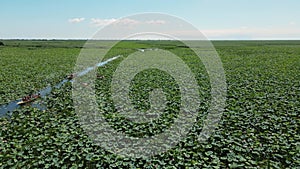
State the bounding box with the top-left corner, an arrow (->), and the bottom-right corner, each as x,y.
115,18 -> 140,25
90,18 -> 166,27
90,18 -> 117,26
68,18 -> 85,23
87,17 -> 300,40
164,27 -> 300,40
91,18 -> 140,27
146,20 -> 166,25
202,27 -> 300,40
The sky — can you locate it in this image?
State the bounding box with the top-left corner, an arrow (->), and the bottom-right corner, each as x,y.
1,0 -> 300,40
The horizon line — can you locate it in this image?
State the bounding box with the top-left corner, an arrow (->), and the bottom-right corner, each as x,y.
1,38 -> 300,41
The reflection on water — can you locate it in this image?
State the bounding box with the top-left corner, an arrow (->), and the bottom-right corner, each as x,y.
0,55 -> 121,117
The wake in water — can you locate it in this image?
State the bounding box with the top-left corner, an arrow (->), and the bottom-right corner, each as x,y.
0,55 -> 122,117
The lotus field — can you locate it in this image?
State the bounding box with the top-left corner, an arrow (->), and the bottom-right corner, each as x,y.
0,40 -> 299,168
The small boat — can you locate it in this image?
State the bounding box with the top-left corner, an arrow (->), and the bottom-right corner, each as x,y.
96,75 -> 105,79
67,74 -> 75,80
17,99 -> 34,105
17,94 -> 40,105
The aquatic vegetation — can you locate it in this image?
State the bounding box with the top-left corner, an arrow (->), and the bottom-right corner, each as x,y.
0,45 -> 79,104
0,40 -> 299,168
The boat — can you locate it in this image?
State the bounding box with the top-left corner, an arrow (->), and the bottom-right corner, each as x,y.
17,99 -> 34,105
67,74 -> 75,80
96,74 -> 105,79
17,95 -> 40,105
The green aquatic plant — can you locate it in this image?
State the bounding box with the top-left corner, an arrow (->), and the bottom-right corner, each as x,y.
0,40 -> 299,168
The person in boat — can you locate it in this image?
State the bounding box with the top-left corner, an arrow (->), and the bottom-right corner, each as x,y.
22,95 -> 30,102
22,92 -> 40,102
67,74 -> 75,80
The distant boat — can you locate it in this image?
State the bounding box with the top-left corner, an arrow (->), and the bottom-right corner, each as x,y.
96,74 -> 105,79
17,95 -> 40,105
67,74 -> 75,80
17,99 -> 34,105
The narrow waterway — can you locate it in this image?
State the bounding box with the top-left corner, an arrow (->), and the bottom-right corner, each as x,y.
0,55 -> 121,117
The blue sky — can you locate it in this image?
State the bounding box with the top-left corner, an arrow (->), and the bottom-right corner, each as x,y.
1,0 -> 300,40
